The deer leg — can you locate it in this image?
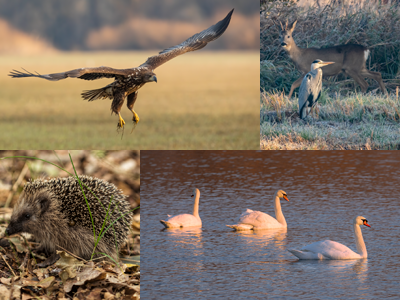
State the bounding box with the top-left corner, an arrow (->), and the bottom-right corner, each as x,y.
343,69 -> 369,93
360,70 -> 388,95
288,76 -> 304,98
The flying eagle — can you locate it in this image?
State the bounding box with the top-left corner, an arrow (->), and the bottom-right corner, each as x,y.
9,9 -> 234,129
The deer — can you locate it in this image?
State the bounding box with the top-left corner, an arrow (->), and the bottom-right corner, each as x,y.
279,20 -> 388,98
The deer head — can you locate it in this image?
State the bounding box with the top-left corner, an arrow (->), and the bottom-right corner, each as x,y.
279,20 -> 298,51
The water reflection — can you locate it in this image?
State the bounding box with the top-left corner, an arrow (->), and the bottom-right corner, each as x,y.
231,228 -> 287,248
142,151 -> 400,299
162,227 -> 203,247
292,259 -> 368,283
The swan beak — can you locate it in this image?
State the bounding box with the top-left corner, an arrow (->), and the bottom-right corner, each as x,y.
283,195 -> 289,201
363,220 -> 371,227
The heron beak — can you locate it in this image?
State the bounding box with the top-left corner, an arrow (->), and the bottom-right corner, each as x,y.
321,62 -> 335,66
283,195 -> 289,201
363,220 -> 371,227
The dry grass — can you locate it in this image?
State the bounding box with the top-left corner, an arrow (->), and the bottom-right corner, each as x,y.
260,91 -> 400,150
0,51 -> 259,149
259,1 -> 400,150
260,0 -> 400,93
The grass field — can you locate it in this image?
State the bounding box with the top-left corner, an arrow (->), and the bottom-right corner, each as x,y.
0,51 -> 259,149
259,1 -> 400,150
260,91 -> 400,150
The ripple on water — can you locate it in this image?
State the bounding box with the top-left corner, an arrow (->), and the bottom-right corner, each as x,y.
141,151 -> 400,299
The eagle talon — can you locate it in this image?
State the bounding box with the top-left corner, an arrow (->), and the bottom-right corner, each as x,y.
8,9 -> 234,130
117,114 -> 126,128
132,111 -> 140,124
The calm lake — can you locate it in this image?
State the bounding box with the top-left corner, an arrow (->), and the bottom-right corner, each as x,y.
141,151 -> 400,299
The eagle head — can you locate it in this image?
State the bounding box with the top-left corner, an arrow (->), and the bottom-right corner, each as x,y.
143,71 -> 157,83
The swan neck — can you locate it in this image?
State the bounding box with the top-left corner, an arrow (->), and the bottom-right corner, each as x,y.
354,224 -> 367,258
192,190 -> 200,218
274,192 -> 286,226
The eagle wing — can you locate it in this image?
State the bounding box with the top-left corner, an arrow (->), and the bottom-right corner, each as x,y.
140,9 -> 233,70
9,66 -> 134,81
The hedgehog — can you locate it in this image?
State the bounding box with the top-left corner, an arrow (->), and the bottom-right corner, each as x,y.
5,175 -> 133,267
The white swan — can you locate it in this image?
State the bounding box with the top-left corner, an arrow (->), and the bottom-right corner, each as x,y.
160,188 -> 202,228
288,216 -> 371,260
226,190 -> 289,230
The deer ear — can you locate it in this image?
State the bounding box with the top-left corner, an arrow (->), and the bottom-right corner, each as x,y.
279,20 -> 284,31
289,20 -> 298,32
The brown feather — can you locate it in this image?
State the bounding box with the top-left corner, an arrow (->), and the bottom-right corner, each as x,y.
8,9 -> 233,127
9,67 -> 134,81
140,9 -> 233,70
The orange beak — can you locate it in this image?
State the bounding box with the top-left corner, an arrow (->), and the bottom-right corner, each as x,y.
283,195 -> 289,201
363,220 -> 371,227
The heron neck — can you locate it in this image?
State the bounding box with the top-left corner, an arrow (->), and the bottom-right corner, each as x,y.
311,64 -> 321,71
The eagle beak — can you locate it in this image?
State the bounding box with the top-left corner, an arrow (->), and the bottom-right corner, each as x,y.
150,75 -> 157,83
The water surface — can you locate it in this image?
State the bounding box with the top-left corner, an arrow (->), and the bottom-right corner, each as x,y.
141,151 -> 400,299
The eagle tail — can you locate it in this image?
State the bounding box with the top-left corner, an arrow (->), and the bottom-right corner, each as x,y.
81,87 -> 111,102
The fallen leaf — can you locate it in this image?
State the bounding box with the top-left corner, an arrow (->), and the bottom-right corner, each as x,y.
104,263 -> 126,275
55,251 -> 84,282
33,268 -> 47,280
11,285 -> 21,299
64,266 -> 106,293
0,277 -> 11,285
0,285 -> 9,300
37,276 -> 55,288
106,275 -> 140,294
103,291 -> 114,299
55,251 -> 84,269
9,236 -> 26,253
86,287 -> 104,300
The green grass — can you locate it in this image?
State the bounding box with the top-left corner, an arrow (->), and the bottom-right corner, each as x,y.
0,51 -> 259,149
260,91 -> 400,150
260,1 -> 400,149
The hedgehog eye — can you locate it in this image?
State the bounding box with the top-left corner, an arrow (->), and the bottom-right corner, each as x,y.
25,214 -> 30,220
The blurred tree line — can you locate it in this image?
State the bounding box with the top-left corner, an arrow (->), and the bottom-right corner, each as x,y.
0,0 -> 255,50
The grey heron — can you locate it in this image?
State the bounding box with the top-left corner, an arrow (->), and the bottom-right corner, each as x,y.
298,59 -> 335,119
